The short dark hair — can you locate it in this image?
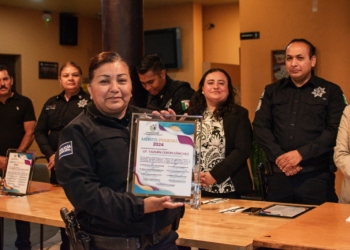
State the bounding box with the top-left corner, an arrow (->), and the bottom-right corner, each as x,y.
285,38 -> 316,59
0,65 -> 11,76
187,68 -> 236,119
136,54 -> 165,75
88,51 -> 129,82
60,62 -> 83,76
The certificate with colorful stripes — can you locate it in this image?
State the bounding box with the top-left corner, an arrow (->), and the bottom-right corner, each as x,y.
3,150 -> 35,195
131,119 -> 197,197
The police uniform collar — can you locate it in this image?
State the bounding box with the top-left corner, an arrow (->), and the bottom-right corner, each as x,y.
86,102 -> 131,128
57,88 -> 85,100
283,76 -> 316,89
307,75 -> 318,87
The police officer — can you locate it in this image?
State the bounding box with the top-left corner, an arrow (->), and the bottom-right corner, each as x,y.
56,51 -> 184,250
253,38 -> 347,205
35,61 -> 90,250
136,54 -> 194,115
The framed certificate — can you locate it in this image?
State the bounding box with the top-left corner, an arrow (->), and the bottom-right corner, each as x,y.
2,149 -> 36,196
127,113 -> 202,198
257,204 -> 316,218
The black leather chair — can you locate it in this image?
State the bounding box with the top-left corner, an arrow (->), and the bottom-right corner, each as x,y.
31,155 -> 50,250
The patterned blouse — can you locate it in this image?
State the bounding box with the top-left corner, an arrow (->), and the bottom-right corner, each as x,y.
200,108 -> 235,194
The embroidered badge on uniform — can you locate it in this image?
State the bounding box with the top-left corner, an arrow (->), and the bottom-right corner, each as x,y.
165,98 -> 172,109
311,87 -> 326,98
59,141 -> 73,159
181,100 -> 190,110
77,99 -> 88,108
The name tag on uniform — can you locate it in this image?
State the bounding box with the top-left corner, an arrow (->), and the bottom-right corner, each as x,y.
45,104 -> 56,110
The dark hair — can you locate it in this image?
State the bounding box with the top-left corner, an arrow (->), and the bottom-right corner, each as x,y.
285,38 -> 316,59
187,68 -> 236,120
136,54 -> 165,75
88,51 -> 128,82
0,65 -> 11,77
59,61 -> 83,76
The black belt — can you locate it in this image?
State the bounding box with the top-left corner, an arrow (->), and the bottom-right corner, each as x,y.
90,224 -> 172,250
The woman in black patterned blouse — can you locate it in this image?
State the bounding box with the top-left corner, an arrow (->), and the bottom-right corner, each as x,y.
188,68 -> 253,198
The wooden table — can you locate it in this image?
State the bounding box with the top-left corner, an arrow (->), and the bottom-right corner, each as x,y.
253,202 -> 350,250
0,183 -> 72,250
176,199 -> 290,250
0,182 -> 72,227
0,184 -> 291,250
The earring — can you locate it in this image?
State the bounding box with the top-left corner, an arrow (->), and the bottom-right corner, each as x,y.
202,91 -> 204,94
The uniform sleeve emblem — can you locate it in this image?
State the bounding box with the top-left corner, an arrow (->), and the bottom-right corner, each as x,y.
311,87 -> 326,98
256,100 -> 262,111
59,141 -> 73,159
343,94 -> 348,105
260,90 -> 265,99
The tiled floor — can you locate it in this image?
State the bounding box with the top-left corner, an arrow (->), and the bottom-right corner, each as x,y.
4,218 -> 63,250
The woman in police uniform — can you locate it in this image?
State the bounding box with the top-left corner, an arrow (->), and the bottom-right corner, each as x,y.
35,61 -> 89,250
56,52 -> 183,250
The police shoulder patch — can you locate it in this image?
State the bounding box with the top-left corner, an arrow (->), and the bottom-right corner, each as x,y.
59,141 -> 73,159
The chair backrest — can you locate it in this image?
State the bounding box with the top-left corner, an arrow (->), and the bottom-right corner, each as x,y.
32,161 -> 50,183
249,135 -> 267,199
257,163 -> 268,201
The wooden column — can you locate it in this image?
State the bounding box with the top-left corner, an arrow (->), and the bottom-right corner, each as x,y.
101,0 -> 147,107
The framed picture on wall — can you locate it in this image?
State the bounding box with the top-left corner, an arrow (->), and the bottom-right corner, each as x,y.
271,50 -> 288,82
39,61 -> 58,79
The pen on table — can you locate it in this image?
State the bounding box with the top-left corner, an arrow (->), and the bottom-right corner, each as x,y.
201,198 -> 225,204
219,206 -> 244,213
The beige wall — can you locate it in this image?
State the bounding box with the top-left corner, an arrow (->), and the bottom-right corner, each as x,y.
240,0 -> 350,196
0,5 -> 102,151
0,6 -> 102,111
203,3 -> 240,65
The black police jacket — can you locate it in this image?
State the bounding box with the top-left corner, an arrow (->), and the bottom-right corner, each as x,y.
56,102 -> 182,236
253,75 -> 346,172
147,75 -> 194,115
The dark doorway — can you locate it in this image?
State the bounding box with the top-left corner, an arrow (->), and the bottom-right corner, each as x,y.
0,54 -> 21,93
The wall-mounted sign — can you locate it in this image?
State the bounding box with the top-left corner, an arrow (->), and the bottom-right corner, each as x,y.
240,32 -> 260,40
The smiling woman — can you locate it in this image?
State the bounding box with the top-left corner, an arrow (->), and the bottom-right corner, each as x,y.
34,61 -> 90,248
87,52 -> 132,119
187,68 -> 253,199
55,51 -> 184,250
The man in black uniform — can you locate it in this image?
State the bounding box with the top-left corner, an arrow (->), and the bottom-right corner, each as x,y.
253,39 -> 347,205
0,65 -> 36,250
136,54 -> 194,114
